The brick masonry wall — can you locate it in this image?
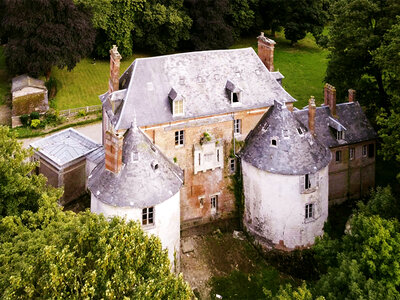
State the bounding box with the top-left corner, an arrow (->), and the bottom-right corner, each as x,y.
143,108 -> 268,226
328,140 -> 376,205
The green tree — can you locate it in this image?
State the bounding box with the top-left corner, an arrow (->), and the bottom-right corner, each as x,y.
283,0 -> 327,45
375,17 -> 400,177
0,200 -> 192,298
227,0 -> 256,39
2,0 -> 95,78
134,0 -> 192,54
325,0 -> 400,109
76,0 -> 191,57
0,126 -> 62,217
184,0 -> 234,50
357,186 -> 400,219
265,282 -> 324,300
315,213 -> 400,299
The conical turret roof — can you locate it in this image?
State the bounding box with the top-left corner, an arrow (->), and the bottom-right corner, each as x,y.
88,125 -> 183,207
240,101 -> 331,175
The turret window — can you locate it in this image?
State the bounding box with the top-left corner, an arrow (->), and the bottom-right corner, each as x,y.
142,207 -> 154,226
305,204 -> 313,219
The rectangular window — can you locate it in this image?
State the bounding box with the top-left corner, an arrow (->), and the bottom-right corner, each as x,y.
142,207 -> 154,225
368,143 -> 374,158
199,196 -> 204,208
305,174 -> 311,190
175,130 -> 184,146
211,195 -> 218,214
362,145 -> 367,157
234,119 -> 241,135
349,147 -> 355,160
173,100 -> 183,115
335,150 -> 342,162
305,204 -> 313,219
217,149 -> 220,162
337,130 -> 344,140
232,92 -> 239,103
229,158 -> 236,173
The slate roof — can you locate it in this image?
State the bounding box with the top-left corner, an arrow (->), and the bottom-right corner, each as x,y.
88,126 -> 183,208
240,101 -> 331,175
103,48 -> 296,130
12,75 -> 46,93
30,128 -> 101,169
294,102 -> 378,148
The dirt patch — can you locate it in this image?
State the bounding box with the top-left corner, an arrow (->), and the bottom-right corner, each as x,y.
180,231 -> 262,299
0,104 -> 11,125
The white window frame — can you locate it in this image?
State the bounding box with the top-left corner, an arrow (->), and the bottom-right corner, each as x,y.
349,147 -> 355,160
362,145 -> 367,157
175,130 -> 184,146
337,130 -> 345,140
305,204 -> 313,219
173,99 -> 184,116
234,119 -> 241,135
231,91 -> 241,105
142,207 -> 154,226
229,158 -> 236,173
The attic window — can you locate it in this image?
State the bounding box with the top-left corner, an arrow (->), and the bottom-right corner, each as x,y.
233,93 -> 239,103
271,139 -> 277,146
151,160 -> 159,171
173,99 -> 184,116
337,130 -> 345,140
297,128 -> 304,135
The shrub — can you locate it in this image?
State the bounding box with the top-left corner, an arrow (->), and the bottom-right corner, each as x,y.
44,110 -> 63,126
20,114 -> 30,126
77,109 -> 87,117
30,111 -> 40,120
45,77 -> 59,100
30,119 -> 40,128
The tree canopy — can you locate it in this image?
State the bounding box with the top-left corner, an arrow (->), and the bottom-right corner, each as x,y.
2,0 -> 95,78
0,126 -> 62,217
0,199 -> 192,298
325,0 -> 400,109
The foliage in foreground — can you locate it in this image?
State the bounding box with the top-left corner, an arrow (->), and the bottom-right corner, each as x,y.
0,199 -> 192,299
0,126 -> 62,217
313,187 -> 400,299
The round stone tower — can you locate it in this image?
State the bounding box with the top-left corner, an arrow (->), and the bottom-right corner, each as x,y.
88,124 -> 183,268
240,100 -> 331,250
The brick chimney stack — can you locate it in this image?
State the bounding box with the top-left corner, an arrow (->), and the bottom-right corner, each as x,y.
105,130 -> 124,173
348,89 -> 356,102
324,83 -> 337,116
109,45 -> 122,94
257,32 -> 276,72
308,96 -> 316,135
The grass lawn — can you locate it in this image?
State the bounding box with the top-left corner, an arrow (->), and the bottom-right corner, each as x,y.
51,54 -> 148,110
0,47 -> 10,105
2,32 -> 327,110
232,32 -> 328,108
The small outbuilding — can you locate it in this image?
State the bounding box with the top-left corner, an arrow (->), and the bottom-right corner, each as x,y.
30,128 -> 101,205
11,75 -> 49,127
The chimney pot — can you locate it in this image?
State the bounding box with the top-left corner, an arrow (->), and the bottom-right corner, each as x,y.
348,89 -> 356,102
108,45 -> 122,94
324,83 -> 337,116
308,96 -> 316,135
257,33 -> 276,72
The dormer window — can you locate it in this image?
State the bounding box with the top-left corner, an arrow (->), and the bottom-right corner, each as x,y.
337,130 -> 345,140
271,138 -> 277,146
173,99 -> 184,115
297,127 -> 304,135
225,79 -> 242,105
169,88 -> 184,117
